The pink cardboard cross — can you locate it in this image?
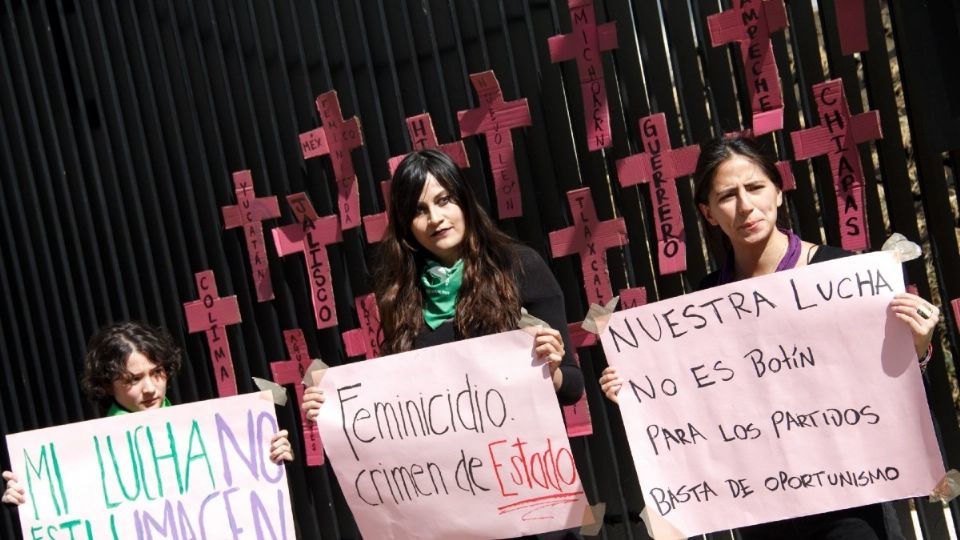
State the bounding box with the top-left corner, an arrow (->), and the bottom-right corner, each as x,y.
341,293 -> 383,359
776,161 -> 796,192
562,286 -> 647,438
273,193 -> 343,329
548,0 -> 618,151
221,170 -> 281,302
790,79 -> 882,251
362,180 -> 392,244
722,130 -> 795,191
549,187 -> 629,306
387,113 -> 470,176
708,0 -> 788,135
564,322 -> 595,439
270,328 -> 324,466
183,270 -> 242,397
457,70 -> 532,219
836,0 -> 868,55
618,286 -> 648,310
299,90 -> 365,230
616,113 -> 700,275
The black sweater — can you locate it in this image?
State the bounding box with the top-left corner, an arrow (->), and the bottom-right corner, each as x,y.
413,244 -> 585,406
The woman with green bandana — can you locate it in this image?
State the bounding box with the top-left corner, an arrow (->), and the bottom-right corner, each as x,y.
2,321 -> 294,506
302,148 -> 584,421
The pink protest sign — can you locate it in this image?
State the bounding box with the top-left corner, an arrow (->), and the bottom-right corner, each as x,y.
458,70 -> 532,219
222,170 -> 281,302
548,0 -> 618,151
708,1 -> 787,135
273,193 -> 342,329
598,252 -> 943,538
387,113 -> 470,176
836,0 -> 869,55
271,329 -> 325,467
362,180 -> 392,244
314,330 -> 592,539
299,90 -> 365,230
549,187 -> 628,305
616,114 -> 700,275
5,393 -> 295,539
183,270 -> 242,397
791,79 -> 882,251
341,293 -> 383,359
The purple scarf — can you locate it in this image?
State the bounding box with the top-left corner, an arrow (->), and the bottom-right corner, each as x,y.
716,229 -> 801,285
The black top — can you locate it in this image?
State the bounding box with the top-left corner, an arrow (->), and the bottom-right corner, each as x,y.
413,244 -> 585,406
700,243 -> 903,540
699,244 -> 850,289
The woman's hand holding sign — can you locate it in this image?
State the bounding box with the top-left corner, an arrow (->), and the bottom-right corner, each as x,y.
527,325 -> 565,391
599,366 -> 623,404
889,292 -> 940,360
1,471 -> 25,506
302,386 -> 326,422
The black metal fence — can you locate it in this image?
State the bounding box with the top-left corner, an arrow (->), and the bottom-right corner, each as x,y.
1,0 -> 958,538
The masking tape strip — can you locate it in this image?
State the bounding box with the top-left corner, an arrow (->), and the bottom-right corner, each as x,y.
582,296 -> 620,335
638,507 -> 655,539
304,358 -> 330,387
881,232 -> 921,263
579,502 -> 606,536
518,307 -> 551,329
252,377 -> 289,406
930,469 -> 960,504
640,506 -> 689,540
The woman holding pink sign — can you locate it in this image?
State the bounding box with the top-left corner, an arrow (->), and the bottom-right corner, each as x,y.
302,148 -> 584,416
2,321 -> 294,506
599,135 -> 939,539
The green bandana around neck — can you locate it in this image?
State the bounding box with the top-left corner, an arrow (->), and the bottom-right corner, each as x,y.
107,396 -> 172,416
421,258 -> 464,329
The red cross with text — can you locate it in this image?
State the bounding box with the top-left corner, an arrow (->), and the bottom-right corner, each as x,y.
616,113 -> 700,275
299,90 -> 365,230
270,329 -> 324,466
183,270 -> 242,397
341,293 -> 383,359
708,0 -> 788,135
458,70 -> 532,219
836,0 -> 868,55
548,0 -> 618,151
362,180 -> 392,244
790,79 -> 882,251
222,170 -> 281,302
273,193 -> 343,329
387,113 -> 470,176
549,187 -> 628,306
564,321 -> 595,438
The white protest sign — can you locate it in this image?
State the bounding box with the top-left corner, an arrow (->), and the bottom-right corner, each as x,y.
6,392 -> 295,540
314,330 -> 591,539
600,251 -> 944,538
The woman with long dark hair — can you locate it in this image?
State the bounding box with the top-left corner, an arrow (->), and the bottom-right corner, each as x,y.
302,148 -> 584,417
599,135 -> 939,539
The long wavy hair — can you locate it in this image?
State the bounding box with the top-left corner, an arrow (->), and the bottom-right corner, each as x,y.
375,149 -> 521,354
81,321 -> 182,412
